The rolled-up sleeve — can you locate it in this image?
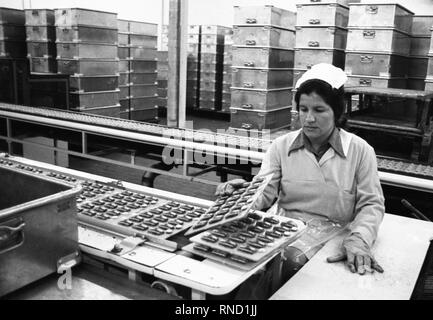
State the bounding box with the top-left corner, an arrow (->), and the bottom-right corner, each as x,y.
350,144 -> 385,248
254,139 -> 282,210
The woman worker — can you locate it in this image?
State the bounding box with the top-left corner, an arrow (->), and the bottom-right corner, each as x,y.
216,63 -> 385,299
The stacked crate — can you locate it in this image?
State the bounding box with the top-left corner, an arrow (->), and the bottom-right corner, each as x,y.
55,8 -> 120,117
161,24 -> 201,110
230,5 -> 296,131
345,3 -> 413,89
125,20 -> 158,122
425,20 -> 433,91
221,32 -> 233,113
0,7 -> 28,105
408,16 -> 433,90
118,19 -> 130,118
198,25 -> 232,111
293,1 -> 349,92
25,9 -> 56,73
157,50 -> 168,109
186,25 -> 201,109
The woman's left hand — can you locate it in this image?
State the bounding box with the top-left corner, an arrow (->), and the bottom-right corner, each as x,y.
326,233 -> 384,275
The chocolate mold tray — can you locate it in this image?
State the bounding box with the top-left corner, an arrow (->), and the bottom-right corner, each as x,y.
0,157 -> 206,241
185,174 -> 274,236
188,211 -> 306,262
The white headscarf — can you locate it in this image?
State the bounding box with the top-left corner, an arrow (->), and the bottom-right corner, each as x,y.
295,63 -> 348,90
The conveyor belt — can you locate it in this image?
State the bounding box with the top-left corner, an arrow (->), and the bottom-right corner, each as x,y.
2,103 -> 433,180
377,157 -> 433,180
0,156 -> 207,252
0,103 -> 271,151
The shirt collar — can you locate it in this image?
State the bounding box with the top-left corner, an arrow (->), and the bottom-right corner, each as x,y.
288,128 -> 346,158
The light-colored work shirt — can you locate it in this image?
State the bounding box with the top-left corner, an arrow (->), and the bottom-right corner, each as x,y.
255,128 -> 385,255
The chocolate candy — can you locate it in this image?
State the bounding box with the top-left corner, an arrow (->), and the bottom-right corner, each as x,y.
194,244 -> 209,252
238,246 -> 256,255
202,234 -> 218,243
264,217 -> 280,225
219,241 -> 237,249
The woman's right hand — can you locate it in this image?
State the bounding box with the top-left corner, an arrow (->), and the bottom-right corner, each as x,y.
215,179 -> 247,197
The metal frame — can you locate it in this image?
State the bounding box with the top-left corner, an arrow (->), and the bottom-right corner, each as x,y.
1,106 -> 433,193
0,109 -> 262,187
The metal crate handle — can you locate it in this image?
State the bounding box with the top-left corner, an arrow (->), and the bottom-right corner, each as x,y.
366,6 -> 378,14
62,44 -> 70,49
243,82 -> 254,88
0,223 -> 26,255
363,30 -> 376,38
246,40 -> 256,46
241,104 -> 253,109
62,28 -> 69,33
359,79 -> 372,86
241,123 -> 253,129
308,41 -> 320,47
246,18 -> 257,24
32,26 -> 39,31
309,19 -> 320,25
244,62 -> 255,67
360,55 -> 373,63
32,10 -> 39,15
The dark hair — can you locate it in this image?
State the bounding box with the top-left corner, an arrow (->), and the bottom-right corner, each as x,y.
294,79 -> 347,128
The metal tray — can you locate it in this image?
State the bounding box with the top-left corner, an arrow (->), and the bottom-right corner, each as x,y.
129,84 -> 157,98
233,25 -> 295,48
345,51 -> 409,77
0,164 -> 81,297
29,57 -> 57,73
70,90 -> 120,108
233,5 -> 296,30
295,26 -> 348,50
295,3 -> 349,27
231,87 -> 293,111
130,96 -> 158,110
130,72 -> 158,85
26,25 -> 55,41
57,58 -> 118,76
128,34 -> 157,48
69,75 -> 119,93
232,46 -> 295,68
347,3 -> 414,34
230,105 -> 292,131
128,20 -> 158,35
129,60 -> 157,73
54,8 -> 118,29
27,40 -> 56,58
56,26 -> 118,44
25,9 -> 54,25
346,75 -> 407,89
294,47 -> 345,69
56,42 -> 117,59
232,67 -> 294,89
346,27 -> 411,56
129,46 -> 157,60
